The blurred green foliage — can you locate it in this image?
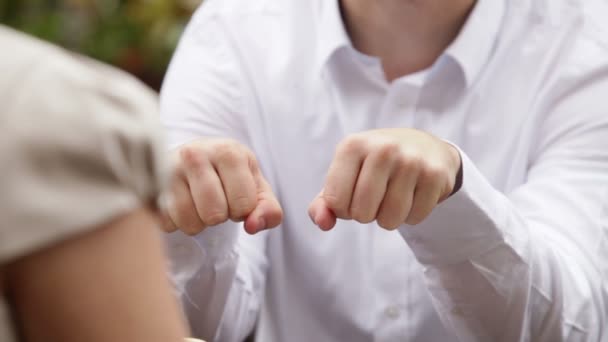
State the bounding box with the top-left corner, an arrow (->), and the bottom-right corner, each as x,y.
0,0 -> 202,89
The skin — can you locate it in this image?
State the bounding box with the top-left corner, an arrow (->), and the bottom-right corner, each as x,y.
341,0 -> 476,81
0,266 -> 4,301
309,129 -> 460,231
3,208 -> 189,342
161,0 -> 474,235
161,139 -> 283,235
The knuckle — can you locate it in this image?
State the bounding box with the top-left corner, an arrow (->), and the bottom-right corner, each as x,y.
376,203 -> 403,230
374,142 -> 400,164
247,152 -> 259,170
179,145 -> 206,171
405,211 -> 428,225
177,216 -> 204,235
229,195 -> 256,218
170,203 -> 203,233
337,135 -> 366,155
214,142 -> 244,167
179,218 -> 203,233
323,193 -> 341,210
377,216 -> 400,230
243,147 -> 257,163
203,210 -> 229,226
323,193 -> 349,218
395,152 -> 420,171
351,209 -> 374,224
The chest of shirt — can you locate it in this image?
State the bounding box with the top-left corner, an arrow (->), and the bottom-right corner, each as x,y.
256,58 -> 542,209
228,0 -> 585,204
247,57 -> 547,340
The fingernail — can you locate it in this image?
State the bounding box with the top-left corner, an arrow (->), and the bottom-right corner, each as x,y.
258,217 -> 266,231
314,212 -> 323,227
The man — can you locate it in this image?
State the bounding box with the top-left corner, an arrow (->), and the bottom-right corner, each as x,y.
0,26 -> 192,342
160,0 -> 608,341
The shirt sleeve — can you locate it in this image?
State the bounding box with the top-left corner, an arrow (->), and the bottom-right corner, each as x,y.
399,73 -> 608,341
160,9 -> 270,342
0,36 -> 168,265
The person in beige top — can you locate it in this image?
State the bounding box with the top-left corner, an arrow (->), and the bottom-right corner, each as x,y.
0,26 -> 193,342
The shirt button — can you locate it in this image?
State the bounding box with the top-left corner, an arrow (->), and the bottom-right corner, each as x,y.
451,307 -> 464,317
384,306 -> 401,320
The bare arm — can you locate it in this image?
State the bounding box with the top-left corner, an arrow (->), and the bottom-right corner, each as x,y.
4,207 -> 188,342
0,266 -> 4,300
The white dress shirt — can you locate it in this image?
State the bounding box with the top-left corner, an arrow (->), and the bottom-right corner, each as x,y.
160,0 -> 608,341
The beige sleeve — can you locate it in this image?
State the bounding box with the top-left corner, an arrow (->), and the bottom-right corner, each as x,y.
0,28 -> 170,264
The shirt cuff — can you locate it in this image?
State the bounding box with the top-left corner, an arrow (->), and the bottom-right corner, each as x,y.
165,223 -> 239,292
194,223 -> 241,260
398,147 -> 508,266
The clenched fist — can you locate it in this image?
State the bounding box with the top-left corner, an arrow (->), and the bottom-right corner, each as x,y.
308,128 -> 461,231
161,139 -> 283,235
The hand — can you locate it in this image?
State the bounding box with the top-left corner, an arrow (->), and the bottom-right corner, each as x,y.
308,128 -> 461,231
161,139 -> 283,235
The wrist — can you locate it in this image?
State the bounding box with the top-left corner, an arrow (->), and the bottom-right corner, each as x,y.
444,142 -> 463,197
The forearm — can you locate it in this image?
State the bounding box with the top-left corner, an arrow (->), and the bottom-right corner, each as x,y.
6,208 -> 189,342
399,152 -> 608,341
417,220 -> 604,341
0,266 -> 4,298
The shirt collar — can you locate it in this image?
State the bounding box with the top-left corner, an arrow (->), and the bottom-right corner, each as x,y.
315,0 -> 351,74
443,0 -> 506,87
315,0 -> 506,87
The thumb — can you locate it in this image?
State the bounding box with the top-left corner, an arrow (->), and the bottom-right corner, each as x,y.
308,190 -> 337,231
244,165 -> 283,235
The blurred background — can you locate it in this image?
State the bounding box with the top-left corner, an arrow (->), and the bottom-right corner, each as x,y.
0,0 -> 203,90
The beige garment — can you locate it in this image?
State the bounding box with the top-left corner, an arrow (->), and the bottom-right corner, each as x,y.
0,26 -> 169,341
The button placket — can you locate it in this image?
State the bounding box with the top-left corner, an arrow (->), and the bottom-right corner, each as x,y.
378,83 -> 422,128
